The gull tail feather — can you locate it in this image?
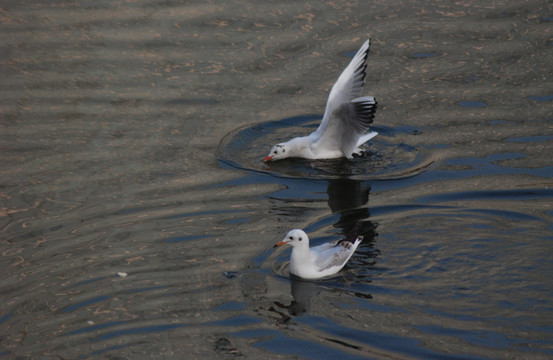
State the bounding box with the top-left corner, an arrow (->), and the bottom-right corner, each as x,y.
356,131 -> 378,147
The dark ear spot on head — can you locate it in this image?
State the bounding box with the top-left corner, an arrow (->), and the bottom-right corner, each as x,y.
299,237 -> 302,241
283,149 -> 285,153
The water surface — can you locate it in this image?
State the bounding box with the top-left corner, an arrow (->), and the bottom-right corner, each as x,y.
1,0 -> 553,359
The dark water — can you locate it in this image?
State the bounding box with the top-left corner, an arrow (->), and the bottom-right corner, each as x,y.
2,0 -> 553,359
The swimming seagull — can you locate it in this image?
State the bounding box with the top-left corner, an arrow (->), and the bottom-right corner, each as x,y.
274,229 -> 363,279
265,39 -> 377,162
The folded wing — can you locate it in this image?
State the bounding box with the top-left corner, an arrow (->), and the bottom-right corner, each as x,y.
313,240 -> 358,272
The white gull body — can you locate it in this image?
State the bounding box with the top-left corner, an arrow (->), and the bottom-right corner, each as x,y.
265,39 -> 377,162
274,229 -> 363,279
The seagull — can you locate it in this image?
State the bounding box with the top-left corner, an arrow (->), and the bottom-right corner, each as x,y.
274,229 -> 363,279
264,39 -> 377,162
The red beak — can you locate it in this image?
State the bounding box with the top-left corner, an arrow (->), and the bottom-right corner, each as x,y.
273,241 -> 287,248
264,156 -> 273,162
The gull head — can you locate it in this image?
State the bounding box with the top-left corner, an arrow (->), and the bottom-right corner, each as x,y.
274,229 -> 309,248
264,143 -> 289,162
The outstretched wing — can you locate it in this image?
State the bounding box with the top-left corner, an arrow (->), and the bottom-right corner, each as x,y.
312,39 -> 371,139
313,96 -> 377,157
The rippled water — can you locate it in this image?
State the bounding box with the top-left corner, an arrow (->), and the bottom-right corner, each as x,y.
2,1 -> 553,359
218,115 -> 437,180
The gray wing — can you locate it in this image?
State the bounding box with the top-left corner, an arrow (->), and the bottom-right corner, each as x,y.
310,239 -> 340,252
312,40 -> 371,139
313,241 -> 356,271
313,96 -> 377,157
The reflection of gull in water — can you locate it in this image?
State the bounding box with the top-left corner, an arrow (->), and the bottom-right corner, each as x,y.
288,277 -> 319,315
327,178 -> 375,242
271,278 -> 319,322
265,39 -> 377,162
277,275 -> 374,318
327,178 -> 369,212
274,229 -> 363,279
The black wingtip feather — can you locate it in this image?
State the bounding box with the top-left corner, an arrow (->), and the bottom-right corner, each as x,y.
354,41 -> 370,84
351,97 -> 378,127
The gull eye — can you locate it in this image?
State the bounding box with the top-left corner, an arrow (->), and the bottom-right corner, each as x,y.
274,150 -> 277,154
289,236 -> 293,240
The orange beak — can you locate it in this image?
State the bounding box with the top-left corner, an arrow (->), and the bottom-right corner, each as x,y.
264,156 -> 273,162
273,241 -> 287,248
